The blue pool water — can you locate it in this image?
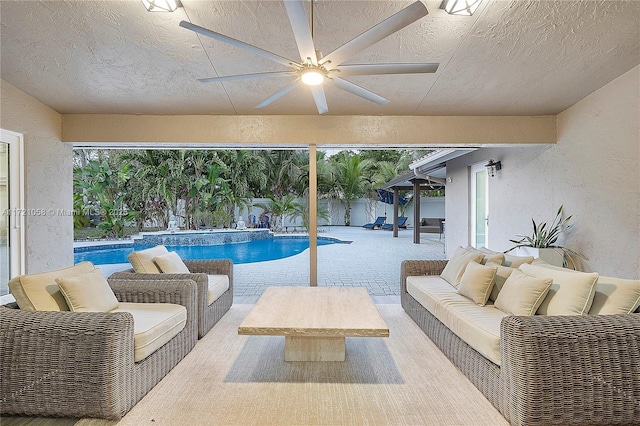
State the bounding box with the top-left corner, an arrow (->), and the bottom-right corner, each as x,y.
74,237 -> 340,265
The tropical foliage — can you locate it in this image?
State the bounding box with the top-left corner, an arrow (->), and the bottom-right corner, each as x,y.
73,148 -> 432,237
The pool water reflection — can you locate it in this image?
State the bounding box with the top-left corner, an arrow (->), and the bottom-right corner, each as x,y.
74,236 -> 343,265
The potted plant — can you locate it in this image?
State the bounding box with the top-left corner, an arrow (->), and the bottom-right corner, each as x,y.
506,205 -> 586,269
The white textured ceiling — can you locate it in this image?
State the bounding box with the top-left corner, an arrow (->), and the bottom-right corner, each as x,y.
1,0 -> 638,116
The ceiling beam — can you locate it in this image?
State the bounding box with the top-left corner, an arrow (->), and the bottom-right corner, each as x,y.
62,114 -> 556,147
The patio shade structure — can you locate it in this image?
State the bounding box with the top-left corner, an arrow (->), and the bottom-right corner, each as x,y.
381,171 -> 445,243
381,149 -> 476,243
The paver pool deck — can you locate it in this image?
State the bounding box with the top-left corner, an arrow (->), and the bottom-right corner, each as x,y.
95,226 -> 446,304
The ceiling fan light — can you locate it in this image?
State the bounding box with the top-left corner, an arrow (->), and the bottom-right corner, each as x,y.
440,0 -> 482,16
301,69 -> 324,86
141,0 -> 181,12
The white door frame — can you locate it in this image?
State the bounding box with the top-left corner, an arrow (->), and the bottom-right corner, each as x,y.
470,163 -> 489,248
1,129 -> 25,304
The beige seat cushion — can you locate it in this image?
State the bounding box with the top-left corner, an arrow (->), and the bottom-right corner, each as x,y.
8,261 -> 96,311
153,251 -> 190,274
56,268 -> 119,312
128,245 -> 169,273
440,247 -> 485,288
113,302 -> 187,362
494,269 -> 552,316
457,261 -> 497,306
207,275 -> 230,306
406,275 -> 507,366
520,263 -> 598,315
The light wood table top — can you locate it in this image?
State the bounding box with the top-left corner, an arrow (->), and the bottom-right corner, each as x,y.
238,286 -> 389,338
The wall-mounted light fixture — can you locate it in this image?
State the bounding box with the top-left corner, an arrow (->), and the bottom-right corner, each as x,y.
440,0 -> 483,16
141,0 -> 181,12
485,159 -> 502,177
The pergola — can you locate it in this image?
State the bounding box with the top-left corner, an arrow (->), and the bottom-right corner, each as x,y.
380,149 -> 475,244
381,171 -> 445,244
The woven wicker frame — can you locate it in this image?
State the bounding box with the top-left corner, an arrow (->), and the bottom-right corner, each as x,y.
401,260 -> 640,426
0,278 -> 198,420
110,259 -> 233,338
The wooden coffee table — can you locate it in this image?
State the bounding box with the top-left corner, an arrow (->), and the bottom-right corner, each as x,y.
238,286 -> 389,361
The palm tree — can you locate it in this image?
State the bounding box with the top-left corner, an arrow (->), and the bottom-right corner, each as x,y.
254,194 -> 299,232
290,188 -> 331,231
217,150 -> 267,224
330,151 -> 373,226
74,159 -> 137,238
261,150 -> 306,199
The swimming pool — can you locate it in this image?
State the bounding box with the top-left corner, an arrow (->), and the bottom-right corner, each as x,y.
74,236 -> 342,265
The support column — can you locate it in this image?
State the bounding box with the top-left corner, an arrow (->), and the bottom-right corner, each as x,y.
413,180 -> 421,244
393,188 -> 399,238
309,144 -> 317,287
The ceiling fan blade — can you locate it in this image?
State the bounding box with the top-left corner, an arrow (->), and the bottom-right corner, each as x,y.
310,86 -> 329,114
180,21 -> 299,70
320,1 -> 428,67
284,0 -> 317,65
334,63 -> 439,77
199,71 -> 294,83
255,81 -> 301,109
329,78 -> 389,106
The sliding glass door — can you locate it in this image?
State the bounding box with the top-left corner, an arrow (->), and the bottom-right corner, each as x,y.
0,129 -> 24,303
0,142 -> 9,293
470,163 -> 488,248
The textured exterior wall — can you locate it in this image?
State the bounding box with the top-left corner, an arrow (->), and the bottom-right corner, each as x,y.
445,66 -> 640,279
0,79 -> 73,273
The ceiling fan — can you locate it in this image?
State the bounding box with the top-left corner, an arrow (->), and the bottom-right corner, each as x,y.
180,0 -> 438,114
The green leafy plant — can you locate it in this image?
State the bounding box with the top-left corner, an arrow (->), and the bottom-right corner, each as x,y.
506,205 -> 586,268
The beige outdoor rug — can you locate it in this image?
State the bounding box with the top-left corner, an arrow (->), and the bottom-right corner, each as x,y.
5,304 -> 507,426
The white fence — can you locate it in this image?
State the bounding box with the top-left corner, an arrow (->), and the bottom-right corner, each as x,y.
236,196 -> 445,229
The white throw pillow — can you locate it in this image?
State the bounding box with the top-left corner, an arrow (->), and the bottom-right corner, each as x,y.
457,261 -> 498,306
589,276 -> 640,315
467,246 -> 505,265
153,251 -> 190,274
440,247 -> 485,288
526,262 -> 640,315
494,269 -> 553,316
56,268 -> 119,312
128,245 -> 169,273
520,263 -> 598,315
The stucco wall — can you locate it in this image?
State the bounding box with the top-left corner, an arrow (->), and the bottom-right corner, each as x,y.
0,79 -> 73,272
445,66 -> 640,279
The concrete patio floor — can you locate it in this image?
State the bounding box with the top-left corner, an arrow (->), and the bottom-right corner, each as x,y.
97,226 -> 446,304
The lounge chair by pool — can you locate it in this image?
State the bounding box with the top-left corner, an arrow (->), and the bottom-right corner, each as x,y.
381,216 -> 408,230
362,216 -> 386,230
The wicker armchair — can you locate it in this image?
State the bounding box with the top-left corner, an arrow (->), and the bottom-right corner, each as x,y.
401,259 -> 640,426
0,278 -> 198,420
109,259 -> 233,339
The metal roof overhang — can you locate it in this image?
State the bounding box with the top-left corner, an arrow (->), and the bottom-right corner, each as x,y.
381,148 -> 476,190
381,171 -> 444,190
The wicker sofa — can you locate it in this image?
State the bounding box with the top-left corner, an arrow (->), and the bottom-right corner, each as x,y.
110,258 -> 233,339
0,277 -> 198,420
401,259 -> 640,426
